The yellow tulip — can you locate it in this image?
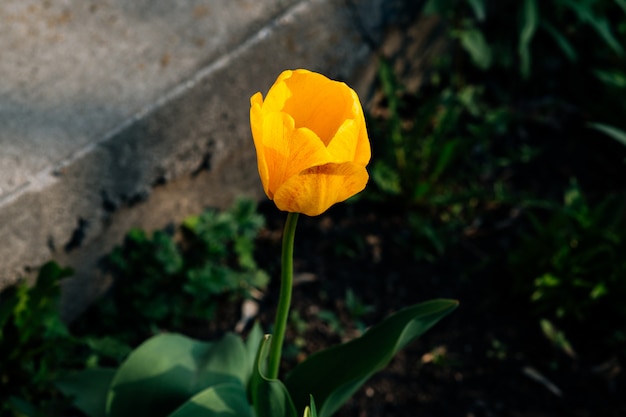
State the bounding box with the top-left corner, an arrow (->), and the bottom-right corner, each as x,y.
250,69 -> 371,216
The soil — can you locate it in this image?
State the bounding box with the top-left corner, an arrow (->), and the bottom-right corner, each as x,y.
251,199 -> 626,417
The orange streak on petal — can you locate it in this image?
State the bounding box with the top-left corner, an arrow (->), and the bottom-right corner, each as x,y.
261,111 -> 295,198
273,163 -> 369,216
282,127 -> 332,181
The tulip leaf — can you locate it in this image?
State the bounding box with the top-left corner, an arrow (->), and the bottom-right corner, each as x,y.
55,368 -> 116,417
284,299 -> 458,417
245,322 -> 264,378
304,396 -> 318,417
166,383 -> 253,417
249,334 -> 298,417
106,332 -> 250,417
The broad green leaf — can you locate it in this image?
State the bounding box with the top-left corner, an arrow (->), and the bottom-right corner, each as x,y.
518,0 -> 538,78
285,299 -> 458,417
588,122 -> 626,148
457,28 -> 492,70
106,332 -> 249,417
167,383 -> 253,417
249,335 -> 297,417
55,368 -> 116,417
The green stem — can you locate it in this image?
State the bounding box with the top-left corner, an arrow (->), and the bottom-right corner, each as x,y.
267,212 -> 299,380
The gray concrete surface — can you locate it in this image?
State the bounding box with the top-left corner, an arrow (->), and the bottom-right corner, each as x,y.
0,0 -> 432,318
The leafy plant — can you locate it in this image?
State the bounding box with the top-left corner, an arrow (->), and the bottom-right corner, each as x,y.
344,288 -> 375,322
57,300 -> 457,417
0,200 -> 271,416
74,198 -> 269,345
423,0 -> 624,76
367,59 -> 524,261
510,182 -> 626,350
366,0 -> 626,370
0,262 -> 77,416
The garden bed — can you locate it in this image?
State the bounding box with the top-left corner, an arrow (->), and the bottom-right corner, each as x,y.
254,199 -> 626,417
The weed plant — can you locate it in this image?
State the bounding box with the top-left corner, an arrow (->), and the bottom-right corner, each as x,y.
0,263 -> 78,416
73,198 -> 268,347
0,200 -> 269,416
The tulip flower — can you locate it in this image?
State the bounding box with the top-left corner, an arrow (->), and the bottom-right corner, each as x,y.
250,69 -> 371,216
59,70 -> 456,417
249,69 -> 371,380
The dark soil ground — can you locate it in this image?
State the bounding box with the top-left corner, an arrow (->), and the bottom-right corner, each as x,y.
252,199 -> 626,417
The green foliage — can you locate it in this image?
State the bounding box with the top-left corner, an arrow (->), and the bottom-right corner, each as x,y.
0,200 -> 270,416
368,0 -> 626,363
371,67 -> 514,204
284,300 -> 458,417
58,324 -> 264,417
368,60 -> 521,261
422,0 -> 626,126
344,289 -> 375,321
540,319 -> 576,358
316,310 -> 343,337
589,122 -> 626,149
168,383 -> 254,417
75,198 -> 269,345
0,262 -> 76,416
510,182 -> 626,348
370,0 -> 626,206
249,334 -> 298,417
303,397 -> 318,417
309,290 -> 376,340
58,300 -> 457,417
423,0 -> 624,75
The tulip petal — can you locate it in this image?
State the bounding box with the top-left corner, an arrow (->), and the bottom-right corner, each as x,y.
326,116 -> 371,164
282,71 -> 354,145
350,90 -> 372,166
250,93 -> 270,196
262,73 -> 293,113
273,163 -> 369,216
326,118 -> 358,162
326,94 -> 371,165
261,112 -> 331,198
